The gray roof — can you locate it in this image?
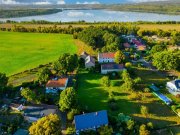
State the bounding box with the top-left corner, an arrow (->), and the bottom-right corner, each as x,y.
24,104 -> 57,118
85,55 -> 95,64
101,63 -> 124,70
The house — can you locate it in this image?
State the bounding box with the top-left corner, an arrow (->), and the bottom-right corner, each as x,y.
101,63 -> 125,74
9,103 -> 23,111
98,52 -> 115,63
74,110 -> 108,134
23,104 -> 58,122
85,55 -> 95,68
80,51 -> 89,59
46,78 -> 68,94
131,39 -> 146,51
166,79 -> 180,96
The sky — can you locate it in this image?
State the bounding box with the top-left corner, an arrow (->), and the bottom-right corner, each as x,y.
0,0 -> 168,5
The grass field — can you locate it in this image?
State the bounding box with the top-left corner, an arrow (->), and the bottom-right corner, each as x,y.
78,70 -> 180,129
0,31 -> 77,76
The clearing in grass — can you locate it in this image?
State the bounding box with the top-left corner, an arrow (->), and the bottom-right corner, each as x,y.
0,31 -> 77,76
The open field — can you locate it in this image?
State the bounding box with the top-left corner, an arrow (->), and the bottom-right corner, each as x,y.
78,70 -> 180,128
138,24 -> 180,31
1,23 -> 180,31
0,31 -> 77,76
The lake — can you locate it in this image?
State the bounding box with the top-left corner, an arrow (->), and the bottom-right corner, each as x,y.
1,9 -> 180,22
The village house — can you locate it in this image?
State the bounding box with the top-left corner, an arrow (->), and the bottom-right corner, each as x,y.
123,42 -> 131,48
81,51 -> 95,68
9,103 -> 23,111
101,63 -> 125,74
98,52 -> 115,63
74,110 -> 108,134
46,78 -> 68,94
23,104 -> 58,123
131,39 -> 146,51
166,79 -> 180,96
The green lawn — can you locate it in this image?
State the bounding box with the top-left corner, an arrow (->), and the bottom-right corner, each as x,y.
78,70 -> 180,128
0,31 -> 77,76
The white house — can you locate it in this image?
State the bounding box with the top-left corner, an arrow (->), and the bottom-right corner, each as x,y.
166,79 -> 180,96
98,52 -> 115,63
85,55 -> 95,68
101,63 -> 125,74
10,103 -> 23,111
46,78 -> 68,94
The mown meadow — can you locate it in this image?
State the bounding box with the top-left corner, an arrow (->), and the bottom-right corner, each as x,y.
0,31 -> 77,76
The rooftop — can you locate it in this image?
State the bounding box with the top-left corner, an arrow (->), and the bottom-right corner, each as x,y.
99,52 -> 115,59
74,110 -> 108,131
101,63 -> 124,70
170,79 -> 180,89
46,78 -> 68,87
85,55 -> 95,64
123,43 -> 131,48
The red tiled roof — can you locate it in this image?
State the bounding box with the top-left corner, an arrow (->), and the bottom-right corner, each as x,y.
46,78 -> 68,87
99,52 -> 115,59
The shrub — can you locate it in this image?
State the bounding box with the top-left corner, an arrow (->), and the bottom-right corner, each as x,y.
65,127 -> 75,135
101,76 -> 110,87
109,102 -> 118,111
147,122 -> 153,129
134,77 -> 142,84
125,62 -> 133,68
67,109 -> 79,121
140,106 -> 149,116
144,88 -> 150,93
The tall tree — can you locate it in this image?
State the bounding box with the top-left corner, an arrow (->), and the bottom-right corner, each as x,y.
152,50 -> 179,70
98,126 -> 113,135
29,114 -> 61,135
59,87 -> 77,112
114,50 -> 125,64
37,67 -> 51,84
0,73 -> 8,94
21,88 -> 36,102
54,53 -> 78,75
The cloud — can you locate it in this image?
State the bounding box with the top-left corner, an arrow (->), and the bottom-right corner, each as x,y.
67,11 -> 94,17
128,0 -> 167,2
0,0 -> 21,4
57,0 -> 65,4
32,1 -> 51,5
76,1 -> 100,4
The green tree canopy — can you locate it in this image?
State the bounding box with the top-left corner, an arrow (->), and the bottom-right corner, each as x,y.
54,53 -> 78,75
59,87 -> 77,112
29,114 -> 61,135
98,126 -> 113,135
37,67 -> 51,84
114,50 -> 125,64
101,76 -> 110,87
152,50 -> 179,70
21,88 -> 36,102
150,45 -> 167,55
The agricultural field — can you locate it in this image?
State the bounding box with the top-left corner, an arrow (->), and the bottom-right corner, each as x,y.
0,31 -> 77,76
78,70 -> 180,129
1,23 -> 180,31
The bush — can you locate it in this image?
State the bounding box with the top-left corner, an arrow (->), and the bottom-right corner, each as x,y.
101,76 -> 110,87
134,77 -> 142,84
67,109 -> 79,121
147,122 -> 153,129
125,62 -> 133,68
111,81 -> 120,86
140,106 -> 149,116
65,127 -> 75,135
144,88 -> 150,93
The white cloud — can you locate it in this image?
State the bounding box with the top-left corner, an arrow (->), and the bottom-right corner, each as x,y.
128,0 -> 167,2
57,0 -> 65,4
76,1 -> 100,4
0,0 -> 21,4
32,1 -> 51,5
67,11 -> 94,17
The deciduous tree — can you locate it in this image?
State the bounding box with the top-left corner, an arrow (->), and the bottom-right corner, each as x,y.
29,114 -> 61,135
